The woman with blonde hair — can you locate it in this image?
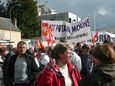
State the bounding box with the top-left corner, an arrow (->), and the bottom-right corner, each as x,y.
79,44 -> 115,86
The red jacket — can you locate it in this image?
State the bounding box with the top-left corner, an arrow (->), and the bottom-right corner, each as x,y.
36,62 -> 81,86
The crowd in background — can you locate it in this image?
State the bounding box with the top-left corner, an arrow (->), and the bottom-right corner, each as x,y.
0,40 -> 115,86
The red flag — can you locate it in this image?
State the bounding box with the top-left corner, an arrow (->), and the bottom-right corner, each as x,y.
37,39 -> 44,48
93,32 -> 98,44
42,23 -> 48,37
46,26 -> 56,47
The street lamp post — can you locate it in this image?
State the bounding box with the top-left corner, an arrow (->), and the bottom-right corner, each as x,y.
9,4 -> 21,42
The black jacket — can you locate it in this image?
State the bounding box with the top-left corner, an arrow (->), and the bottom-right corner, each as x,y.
79,64 -> 115,86
2,52 -> 12,85
7,53 -> 39,86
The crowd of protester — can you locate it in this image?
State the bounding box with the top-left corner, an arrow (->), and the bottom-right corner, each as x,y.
0,40 -> 115,86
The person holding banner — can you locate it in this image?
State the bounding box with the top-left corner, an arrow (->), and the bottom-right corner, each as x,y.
36,43 -> 81,86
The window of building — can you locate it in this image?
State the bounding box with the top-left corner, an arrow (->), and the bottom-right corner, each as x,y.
68,18 -> 71,23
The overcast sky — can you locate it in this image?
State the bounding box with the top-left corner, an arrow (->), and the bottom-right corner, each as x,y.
1,0 -> 115,29
39,0 -> 115,29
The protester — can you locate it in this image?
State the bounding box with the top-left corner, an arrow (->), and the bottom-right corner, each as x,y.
103,39 -> 111,45
80,44 -> 93,78
62,43 -> 82,72
7,41 -> 39,86
45,46 -> 53,57
74,42 -> 82,56
1,47 -> 11,86
7,45 -> 15,56
36,43 -> 81,86
79,44 -> 115,86
26,47 -> 34,56
0,48 -> 5,86
34,48 -> 50,74
71,51 -> 82,72
34,48 -> 40,68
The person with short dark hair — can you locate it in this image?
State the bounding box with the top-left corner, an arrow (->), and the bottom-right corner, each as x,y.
79,44 -> 115,86
80,44 -> 93,78
36,43 -> 81,86
7,45 -> 15,55
7,41 -> 39,86
74,42 -> 82,55
1,47 -> 10,86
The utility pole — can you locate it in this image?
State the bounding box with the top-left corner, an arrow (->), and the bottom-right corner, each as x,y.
94,9 -> 96,32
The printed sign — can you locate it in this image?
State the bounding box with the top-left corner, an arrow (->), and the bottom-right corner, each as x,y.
41,18 -> 92,45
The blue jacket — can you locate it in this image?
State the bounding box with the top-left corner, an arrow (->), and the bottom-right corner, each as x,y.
80,53 -> 93,77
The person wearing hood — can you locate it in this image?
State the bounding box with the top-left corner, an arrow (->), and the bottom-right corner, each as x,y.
79,44 -> 115,86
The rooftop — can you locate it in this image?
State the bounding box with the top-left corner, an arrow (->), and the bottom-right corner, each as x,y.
0,17 -> 21,32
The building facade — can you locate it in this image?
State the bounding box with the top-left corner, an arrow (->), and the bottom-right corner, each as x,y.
0,17 -> 21,47
39,12 -> 81,23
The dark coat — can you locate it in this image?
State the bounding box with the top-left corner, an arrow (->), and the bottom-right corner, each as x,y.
6,53 -> 39,86
80,53 -> 93,77
2,52 -> 14,86
79,64 -> 115,86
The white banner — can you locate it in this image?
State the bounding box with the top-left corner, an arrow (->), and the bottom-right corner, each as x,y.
41,18 -> 92,45
93,31 -> 115,44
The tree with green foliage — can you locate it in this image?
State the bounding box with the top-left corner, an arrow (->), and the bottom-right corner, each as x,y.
6,0 -> 41,38
0,1 -> 6,17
